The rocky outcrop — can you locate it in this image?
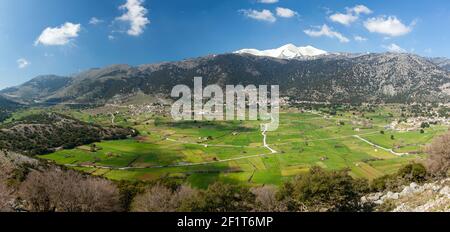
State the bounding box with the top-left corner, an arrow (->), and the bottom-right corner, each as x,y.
362,179 -> 450,212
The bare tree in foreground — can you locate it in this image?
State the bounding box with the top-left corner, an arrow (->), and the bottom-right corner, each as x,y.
0,151 -> 14,212
0,179 -> 12,212
132,185 -> 198,212
20,169 -> 122,212
251,186 -> 287,212
427,131 -> 450,176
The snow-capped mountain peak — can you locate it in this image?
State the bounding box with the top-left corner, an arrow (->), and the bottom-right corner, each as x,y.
234,44 -> 327,59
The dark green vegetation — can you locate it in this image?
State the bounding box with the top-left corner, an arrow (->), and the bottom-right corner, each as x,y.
278,167 -> 370,212
371,163 -> 429,192
0,113 -> 137,155
0,95 -> 22,123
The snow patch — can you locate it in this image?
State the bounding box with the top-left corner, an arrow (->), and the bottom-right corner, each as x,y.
234,44 -> 327,59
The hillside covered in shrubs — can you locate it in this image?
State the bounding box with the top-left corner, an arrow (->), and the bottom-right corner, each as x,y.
0,113 -> 137,155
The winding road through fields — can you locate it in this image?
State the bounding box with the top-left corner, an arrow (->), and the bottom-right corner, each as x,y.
65,124 -> 280,170
63,114 -> 409,171
353,135 -> 409,156
262,124 -> 277,154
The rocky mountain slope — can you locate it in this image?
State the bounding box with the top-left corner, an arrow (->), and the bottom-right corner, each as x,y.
430,57 -> 450,71
0,95 -> 21,109
364,179 -> 450,212
0,75 -> 71,104
1,51 -> 449,104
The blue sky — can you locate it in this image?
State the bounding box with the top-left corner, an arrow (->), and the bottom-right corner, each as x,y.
1,0 -> 450,89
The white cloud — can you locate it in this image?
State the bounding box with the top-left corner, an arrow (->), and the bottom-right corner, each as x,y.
89,17 -> 104,25
364,16 -> 413,37
34,22 -> 81,46
383,43 -> 406,53
17,58 -> 30,69
330,5 -> 372,26
240,9 -> 276,23
304,24 -> 350,43
354,36 -> 367,42
116,0 -> 150,36
352,5 -> 373,15
322,7 -> 333,15
108,35 -> 115,40
257,0 -> 278,4
330,13 -> 358,26
276,7 -> 297,18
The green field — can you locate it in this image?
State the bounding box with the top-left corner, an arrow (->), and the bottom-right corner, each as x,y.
38,106 -> 448,188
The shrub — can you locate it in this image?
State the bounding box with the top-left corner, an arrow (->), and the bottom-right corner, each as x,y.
371,163 -> 428,192
251,186 -> 287,212
426,131 -> 450,176
194,183 -> 255,212
0,179 -> 12,212
20,169 -> 122,212
397,163 -> 427,183
117,181 -> 146,211
131,185 -> 199,212
278,167 -> 369,212
371,175 -> 391,192
421,122 -> 430,128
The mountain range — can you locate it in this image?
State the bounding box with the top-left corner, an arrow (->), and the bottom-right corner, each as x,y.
1,44 -> 450,105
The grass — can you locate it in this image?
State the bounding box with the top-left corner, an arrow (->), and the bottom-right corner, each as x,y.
38,106 -> 447,188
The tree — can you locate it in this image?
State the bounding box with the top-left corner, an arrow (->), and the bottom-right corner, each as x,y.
20,169 -> 122,212
421,122 -> 430,129
117,181 -> 146,211
131,185 -> 199,212
132,184 -> 174,212
0,179 -> 12,212
371,163 -> 429,192
90,144 -> 97,152
278,167 -> 369,212
397,163 -> 428,183
426,131 -> 450,176
0,151 -> 16,212
251,186 -> 287,212
194,183 -> 255,212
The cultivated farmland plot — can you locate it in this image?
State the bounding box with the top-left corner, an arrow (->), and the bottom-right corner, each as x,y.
39,107 -> 448,188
